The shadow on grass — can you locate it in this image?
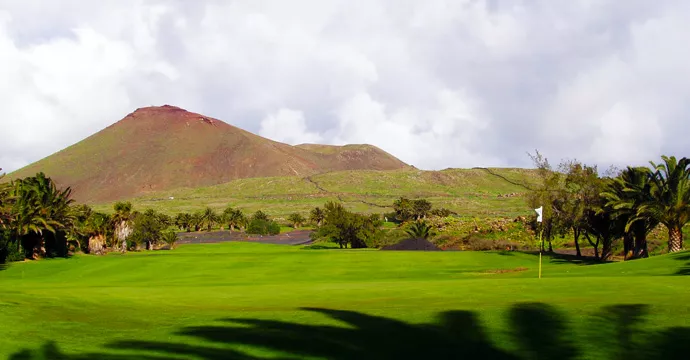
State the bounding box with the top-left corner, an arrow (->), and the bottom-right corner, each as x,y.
9,302 -> 690,360
496,250 -> 516,256
546,252 -> 604,266
674,253 -> 690,275
301,244 -> 338,250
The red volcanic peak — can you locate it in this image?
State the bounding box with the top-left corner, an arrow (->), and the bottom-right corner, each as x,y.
8,105 -> 409,202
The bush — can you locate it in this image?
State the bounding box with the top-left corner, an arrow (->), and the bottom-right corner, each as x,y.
0,232 -> 24,263
161,230 -> 179,249
367,228 -> 408,248
430,208 -> 457,217
434,234 -> 529,251
247,219 -> 280,235
1,245 -> 24,264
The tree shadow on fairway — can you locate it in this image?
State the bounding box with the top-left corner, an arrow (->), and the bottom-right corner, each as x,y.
673,253 -> 690,275
9,303 -> 690,360
544,252 -> 604,266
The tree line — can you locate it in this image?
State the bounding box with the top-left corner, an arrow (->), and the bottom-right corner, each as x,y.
308,198 -> 447,248
527,153 -> 689,260
0,170 -> 319,263
0,168 -> 475,261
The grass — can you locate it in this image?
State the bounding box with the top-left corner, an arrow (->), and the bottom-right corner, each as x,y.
1,242 -> 689,359
90,168 -> 540,219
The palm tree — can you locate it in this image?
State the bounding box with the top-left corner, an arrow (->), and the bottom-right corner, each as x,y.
161,230 -> 178,249
602,166 -> 658,258
175,213 -> 193,232
111,201 -> 134,252
0,171 -> 13,231
633,156 -> 690,253
191,212 -> 203,232
83,212 -> 110,254
405,221 -> 434,240
0,172 -> 14,262
199,207 -> 219,232
287,213 -> 306,229
11,173 -> 74,259
252,210 -> 270,222
223,207 -> 245,231
310,207 -> 325,227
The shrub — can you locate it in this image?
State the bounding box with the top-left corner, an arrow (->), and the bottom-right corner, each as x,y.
252,210 -> 270,222
161,230 -> 178,249
367,228 -> 407,248
0,238 -> 24,264
434,234 -> 529,251
247,219 -> 280,235
430,208 -> 457,217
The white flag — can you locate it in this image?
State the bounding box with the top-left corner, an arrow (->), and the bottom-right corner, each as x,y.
535,206 -> 543,223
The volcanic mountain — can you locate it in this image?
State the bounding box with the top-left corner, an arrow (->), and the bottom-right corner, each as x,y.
8,105 -> 409,202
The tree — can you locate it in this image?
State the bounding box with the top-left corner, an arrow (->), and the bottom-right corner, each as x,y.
175,213 -> 193,232
11,172 -> 75,259
553,161 -> 601,258
405,221 -> 434,240
68,206 -> 110,254
602,167 -> 658,258
634,156 -> 690,253
0,169 -> 15,263
222,207 -> 246,231
0,169 -> 13,230
246,210 -> 280,235
199,207 -> 219,232
393,197 -> 415,222
310,207 -> 325,227
580,204 -> 625,261
161,230 -> 178,249
525,151 -> 564,253
430,208 -> 456,217
313,201 -> 382,248
287,213 -> 306,229
247,219 -> 281,235
130,209 -> 165,250
191,212 -> 203,232
157,213 -> 172,228
252,210 -> 270,222
112,201 -> 134,252
412,199 -> 432,220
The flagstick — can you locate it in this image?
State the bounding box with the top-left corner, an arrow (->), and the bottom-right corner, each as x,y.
538,228 -> 543,279
534,206 -> 544,279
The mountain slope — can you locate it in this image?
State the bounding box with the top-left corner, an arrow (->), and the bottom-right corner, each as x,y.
89,167 -> 541,219
8,105 -> 409,202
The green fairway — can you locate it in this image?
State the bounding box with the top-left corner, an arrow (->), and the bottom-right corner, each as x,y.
1,243 -> 689,359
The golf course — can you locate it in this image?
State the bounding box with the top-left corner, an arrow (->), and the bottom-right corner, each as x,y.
3,108 -> 690,360
1,241 -> 689,359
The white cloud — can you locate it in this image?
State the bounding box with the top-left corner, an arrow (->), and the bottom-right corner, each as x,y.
259,108 -> 323,145
331,89 -> 497,169
1,0 -> 689,173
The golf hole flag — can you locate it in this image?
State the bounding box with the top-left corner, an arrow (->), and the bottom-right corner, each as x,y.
535,206 -> 543,223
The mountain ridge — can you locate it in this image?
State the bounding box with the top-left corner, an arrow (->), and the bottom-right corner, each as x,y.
7,105 -> 410,202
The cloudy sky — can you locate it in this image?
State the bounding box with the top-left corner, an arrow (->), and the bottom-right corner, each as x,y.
1,0 -> 689,173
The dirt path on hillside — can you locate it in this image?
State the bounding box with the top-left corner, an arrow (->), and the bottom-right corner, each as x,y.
176,230 -> 314,245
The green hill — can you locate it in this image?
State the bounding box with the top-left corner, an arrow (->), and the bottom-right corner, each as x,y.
91,167 -> 541,218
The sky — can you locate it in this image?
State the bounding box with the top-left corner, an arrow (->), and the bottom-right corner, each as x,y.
1,0 -> 689,173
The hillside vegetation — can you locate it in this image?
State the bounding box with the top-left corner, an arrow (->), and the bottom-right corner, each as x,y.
92,167 -> 540,218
